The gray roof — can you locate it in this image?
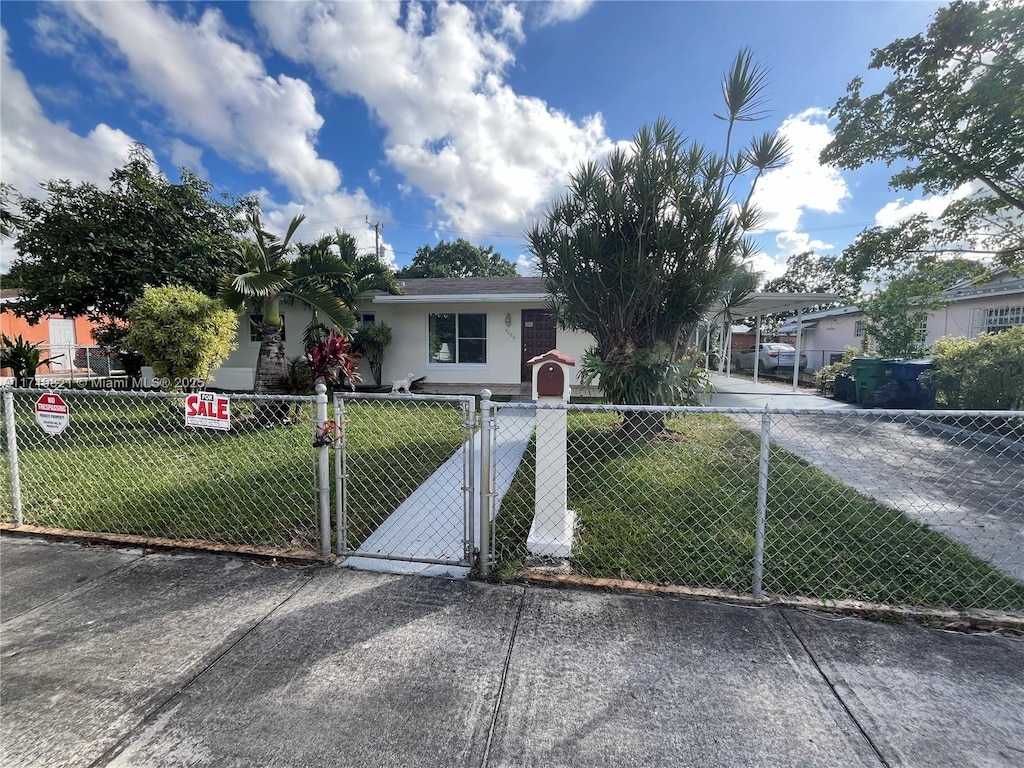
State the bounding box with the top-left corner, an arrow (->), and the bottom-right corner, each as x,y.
394,277 -> 545,296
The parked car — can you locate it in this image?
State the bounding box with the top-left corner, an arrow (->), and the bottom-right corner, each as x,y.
737,343 -> 808,371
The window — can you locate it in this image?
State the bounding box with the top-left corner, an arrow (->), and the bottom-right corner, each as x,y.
249,314 -> 285,342
854,320 -> 864,338
429,313 -> 486,364
358,313 -> 375,327
985,305 -> 1024,333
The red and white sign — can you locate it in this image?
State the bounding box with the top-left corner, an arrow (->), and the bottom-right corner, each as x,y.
35,393 -> 70,435
184,392 -> 231,431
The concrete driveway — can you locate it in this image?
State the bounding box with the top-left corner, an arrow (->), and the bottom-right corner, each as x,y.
2,535 -> 1022,768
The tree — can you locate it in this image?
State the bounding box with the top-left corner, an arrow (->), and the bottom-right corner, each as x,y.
352,322 -> 394,386
860,256 -> 984,358
220,212 -> 356,400
125,285 -> 238,391
760,251 -> 859,332
395,239 -> 518,278
10,146 -> 255,322
1,183 -> 24,241
821,0 -> 1024,271
529,49 -> 788,433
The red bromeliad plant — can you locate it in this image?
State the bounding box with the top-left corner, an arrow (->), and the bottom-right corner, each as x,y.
309,332 -> 361,389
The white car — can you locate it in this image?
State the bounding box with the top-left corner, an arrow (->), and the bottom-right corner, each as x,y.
737,343 -> 808,371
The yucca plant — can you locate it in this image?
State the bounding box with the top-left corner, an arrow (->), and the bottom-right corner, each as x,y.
1,333 -> 63,387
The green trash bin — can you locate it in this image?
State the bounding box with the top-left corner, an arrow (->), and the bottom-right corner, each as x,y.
850,357 -> 893,406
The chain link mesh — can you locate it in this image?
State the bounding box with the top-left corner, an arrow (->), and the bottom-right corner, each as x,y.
335,393 -> 474,565
1,388 -> 320,554
491,402 -> 1024,613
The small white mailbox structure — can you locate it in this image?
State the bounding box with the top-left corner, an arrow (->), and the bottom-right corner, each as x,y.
527,350 -> 575,558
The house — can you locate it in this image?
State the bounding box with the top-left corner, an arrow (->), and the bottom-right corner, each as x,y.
209,277 -> 596,392
778,268 -> 1024,370
0,289 -> 103,375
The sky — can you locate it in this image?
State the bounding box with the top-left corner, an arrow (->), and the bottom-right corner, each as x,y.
0,0 -> 953,281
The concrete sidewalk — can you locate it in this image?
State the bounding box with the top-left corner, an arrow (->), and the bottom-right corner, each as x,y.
2,535 -> 1022,768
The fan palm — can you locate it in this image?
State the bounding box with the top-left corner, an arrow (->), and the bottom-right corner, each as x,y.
221,212 -> 356,396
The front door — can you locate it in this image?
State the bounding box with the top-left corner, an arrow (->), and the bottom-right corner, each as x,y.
521,309 -> 556,382
47,318 -> 76,372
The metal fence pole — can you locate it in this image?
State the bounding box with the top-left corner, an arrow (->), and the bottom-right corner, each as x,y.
315,383 -> 331,559
334,394 -> 347,556
4,390 -> 23,526
478,389 -> 493,576
752,406 -> 772,599
462,396 -> 477,565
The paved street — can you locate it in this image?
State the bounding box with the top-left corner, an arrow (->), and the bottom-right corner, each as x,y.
2,535 -> 1022,768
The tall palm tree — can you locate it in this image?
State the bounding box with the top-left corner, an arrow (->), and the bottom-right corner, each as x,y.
221,212 -> 356,396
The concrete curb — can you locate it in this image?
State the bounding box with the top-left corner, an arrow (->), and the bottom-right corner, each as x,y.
512,570 -> 1024,634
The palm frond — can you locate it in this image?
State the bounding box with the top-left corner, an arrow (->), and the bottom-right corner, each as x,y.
283,285 -> 357,334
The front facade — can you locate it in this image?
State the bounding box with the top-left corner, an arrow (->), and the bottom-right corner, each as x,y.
0,289 -> 101,375
778,268 -> 1024,370
209,277 -> 596,391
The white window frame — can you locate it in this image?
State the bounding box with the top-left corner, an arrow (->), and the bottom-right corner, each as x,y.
426,312 -> 488,367
854,320 -> 864,338
984,305 -> 1024,333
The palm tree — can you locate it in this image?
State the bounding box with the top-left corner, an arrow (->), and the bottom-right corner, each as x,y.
221,212 -> 356,397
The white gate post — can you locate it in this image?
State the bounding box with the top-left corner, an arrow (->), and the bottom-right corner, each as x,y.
478,389 -> 494,576
315,383 -> 331,559
4,390 -> 23,526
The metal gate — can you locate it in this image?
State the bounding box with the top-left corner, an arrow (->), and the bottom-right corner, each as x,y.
331,392 -> 477,569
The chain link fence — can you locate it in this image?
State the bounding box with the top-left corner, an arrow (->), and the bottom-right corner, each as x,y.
333,393 -> 476,566
487,401 -> 1024,614
1,387 -> 322,555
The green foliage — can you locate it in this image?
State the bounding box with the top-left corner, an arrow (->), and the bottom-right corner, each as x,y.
1,182 -> 24,242
126,285 -> 238,391
930,327 -> 1024,409
395,238 -> 517,278
295,229 -> 400,307
579,344 -> 710,408
530,49 -> 787,410
92,320 -> 145,379
352,322 -> 394,386
822,1 -> 1024,270
11,146 -> 255,321
0,334 -> 62,387
761,251 -> 858,332
814,346 -> 868,387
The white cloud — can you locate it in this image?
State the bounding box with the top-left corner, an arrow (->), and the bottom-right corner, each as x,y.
64,1 -> 341,202
749,108 -> 850,233
874,182 -> 977,228
747,230 -> 836,284
167,139 -> 207,178
0,26 -> 137,270
251,0 -> 612,234
534,1 -> 595,28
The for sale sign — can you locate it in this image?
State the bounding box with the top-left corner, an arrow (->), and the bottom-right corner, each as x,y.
184,392 -> 231,431
35,393 -> 70,435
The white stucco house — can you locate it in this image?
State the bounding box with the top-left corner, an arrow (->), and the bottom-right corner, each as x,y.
777,268 -> 1024,371
209,277 -> 596,391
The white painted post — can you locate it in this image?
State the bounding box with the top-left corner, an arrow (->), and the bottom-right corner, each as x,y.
753,315 -> 762,385
752,406 -> 771,598
334,394 -> 347,556
478,389 -> 493,576
527,352 -> 576,558
316,383 -> 331,559
792,309 -> 803,392
4,390 -> 23,526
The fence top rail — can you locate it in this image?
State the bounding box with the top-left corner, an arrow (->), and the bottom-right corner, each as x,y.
333,391 -> 474,405
1,386 -> 316,403
492,400 -> 1024,419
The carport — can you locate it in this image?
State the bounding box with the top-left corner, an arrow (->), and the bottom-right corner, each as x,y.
696,292 -> 838,392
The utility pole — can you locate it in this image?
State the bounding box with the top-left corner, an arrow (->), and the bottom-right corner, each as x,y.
367,216 -> 383,260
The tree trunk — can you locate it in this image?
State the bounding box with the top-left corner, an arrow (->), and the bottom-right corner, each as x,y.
622,409 -> 666,440
254,325 -> 290,425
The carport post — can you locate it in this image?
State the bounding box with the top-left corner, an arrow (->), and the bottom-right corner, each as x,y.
4,389 -> 23,526
478,389 -> 493,576
316,383 -> 331,559
792,310 -> 803,392
752,406 -> 771,599
753,315 -> 762,385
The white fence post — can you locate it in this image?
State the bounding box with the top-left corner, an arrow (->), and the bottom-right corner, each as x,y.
478,389 -> 493,576
315,383 -> 331,559
4,389 -> 23,526
334,394 -> 347,556
752,405 -> 772,598
462,396 -> 477,565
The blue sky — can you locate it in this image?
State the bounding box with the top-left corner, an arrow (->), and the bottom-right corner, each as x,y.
1,1 -> 951,279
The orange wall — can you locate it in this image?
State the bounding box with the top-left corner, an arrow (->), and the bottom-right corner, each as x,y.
0,310 -> 99,346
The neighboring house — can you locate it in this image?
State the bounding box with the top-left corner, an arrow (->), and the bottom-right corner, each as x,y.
0,289 -> 101,374
778,268 -> 1024,370
209,277 -> 596,391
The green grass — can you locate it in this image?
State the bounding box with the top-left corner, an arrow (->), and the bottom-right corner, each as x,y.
494,412 -> 1024,612
0,394 -> 464,554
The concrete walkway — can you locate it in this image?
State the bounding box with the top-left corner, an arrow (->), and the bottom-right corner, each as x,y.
344,410 -> 536,578
707,373 -> 854,409
2,536 -> 1022,768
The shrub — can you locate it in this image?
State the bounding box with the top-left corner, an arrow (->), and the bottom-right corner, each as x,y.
352,322 -> 393,386
815,346 -> 871,387
126,285 -> 238,391
930,327 -> 1024,410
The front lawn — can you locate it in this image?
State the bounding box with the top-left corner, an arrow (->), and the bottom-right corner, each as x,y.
494,412 -> 1024,611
